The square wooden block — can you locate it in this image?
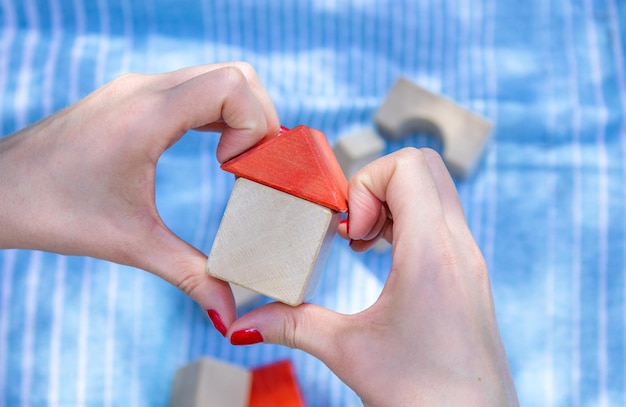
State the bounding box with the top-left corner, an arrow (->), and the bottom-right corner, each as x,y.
207,178 -> 340,306
169,358 -> 251,407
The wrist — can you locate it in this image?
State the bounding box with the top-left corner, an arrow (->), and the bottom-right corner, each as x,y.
359,363 -> 518,407
0,127 -> 55,251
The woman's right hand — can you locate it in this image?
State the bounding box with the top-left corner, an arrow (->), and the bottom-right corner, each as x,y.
227,148 -> 519,406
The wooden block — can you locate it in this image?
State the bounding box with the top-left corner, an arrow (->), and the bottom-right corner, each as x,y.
333,127 -> 386,179
221,125 -> 348,212
249,360 -> 306,407
231,283 -> 264,309
374,77 -> 492,178
169,357 -> 251,407
206,178 -> 340,306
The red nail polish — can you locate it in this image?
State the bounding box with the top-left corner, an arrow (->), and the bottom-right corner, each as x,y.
206,309 -> 227,337
279,125 -> 289,135
230,328 -> 263,346
340,217 -> 350,234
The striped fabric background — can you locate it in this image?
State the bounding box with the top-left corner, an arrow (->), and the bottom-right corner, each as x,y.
1,0 -> 625,406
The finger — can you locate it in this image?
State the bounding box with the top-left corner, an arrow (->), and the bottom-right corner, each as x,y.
337,215 -> 393,245
164,67 -> 279,162
158,62 -> 280,142
347,148 -> 444,249
420,148 -> 470,236
227,302 -> 346,362
121,221 -> 237,334
348,217 -> 393,252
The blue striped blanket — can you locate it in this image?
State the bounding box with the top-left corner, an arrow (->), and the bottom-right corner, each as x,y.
1,1 -> 625,406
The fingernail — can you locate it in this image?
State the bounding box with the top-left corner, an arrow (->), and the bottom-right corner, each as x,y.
230,328 -> 264,346
206,309 -> 227,337
279,125 -> 289,135
340,217 -> 350,234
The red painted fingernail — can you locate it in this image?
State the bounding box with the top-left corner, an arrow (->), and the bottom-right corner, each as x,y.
206,309 -> 227,337
279,125 -> 290,135
230,328 -> 264,346
339,218 -> 350,235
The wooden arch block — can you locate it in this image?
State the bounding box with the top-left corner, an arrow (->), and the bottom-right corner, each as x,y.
374,77 -> 492,178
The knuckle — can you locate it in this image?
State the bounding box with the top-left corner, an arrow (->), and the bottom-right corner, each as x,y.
173,268 -> 206,299
395,146 -> 443,168
281,311 -> 302,349
219,66 -> 249,90
110,72 -> 146,91
230,61 -> 257,79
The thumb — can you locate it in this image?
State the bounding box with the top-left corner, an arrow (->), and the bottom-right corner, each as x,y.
228,302 -> 346,358
117,221 -> 237,334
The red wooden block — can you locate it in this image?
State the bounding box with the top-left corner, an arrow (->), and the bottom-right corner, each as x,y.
221,125 -> 348,212
248,360 -> 306,407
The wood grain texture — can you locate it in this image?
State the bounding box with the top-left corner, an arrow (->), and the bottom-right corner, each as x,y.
221,125 -> 349,212
206,178 -> 340,306
374,77 -> 492,178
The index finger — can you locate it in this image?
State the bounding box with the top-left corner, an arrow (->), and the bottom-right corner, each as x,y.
165,66 -> 279,162
155,62 -> 280,136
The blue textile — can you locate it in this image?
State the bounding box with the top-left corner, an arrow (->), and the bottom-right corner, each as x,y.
1,0 -> 626,406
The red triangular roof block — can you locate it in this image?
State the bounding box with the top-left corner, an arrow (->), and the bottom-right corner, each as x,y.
221,125 -> 349,212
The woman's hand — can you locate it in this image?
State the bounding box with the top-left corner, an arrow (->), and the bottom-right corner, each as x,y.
0,62 -> 279,328
227,148 -> 519,406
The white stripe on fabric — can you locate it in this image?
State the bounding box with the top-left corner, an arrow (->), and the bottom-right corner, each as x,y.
604,0 -> 626,399
76,258 -> 92,407
15,0 -> 40,129
42,0 -> 62,117
582,0 -> 610,405
120,0 -> 133,74
540,1 -> 557,404
0,250 -> 17,403
104,263 -> 118,407
563,0 -> 583,405
0,0 -> 16,134
69,0 -> 86,104
95,0 -> 110,87
130,272 -> 143,407
21,251 -> 42,407
48,255 -> 66,407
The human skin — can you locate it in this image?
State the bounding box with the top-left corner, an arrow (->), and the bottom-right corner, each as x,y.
227,148 -> 520,407
0,62 -> 280,327
0,64 -> 517,405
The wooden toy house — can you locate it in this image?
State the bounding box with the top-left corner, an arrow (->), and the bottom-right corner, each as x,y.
206,125 -> 348,306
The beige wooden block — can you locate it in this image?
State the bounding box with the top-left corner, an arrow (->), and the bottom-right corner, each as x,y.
207,178 -> 340,306
333,127 -> 386,179
169,357 -> 251,407
230,283 -> 264,309
374,77 -> 492,178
